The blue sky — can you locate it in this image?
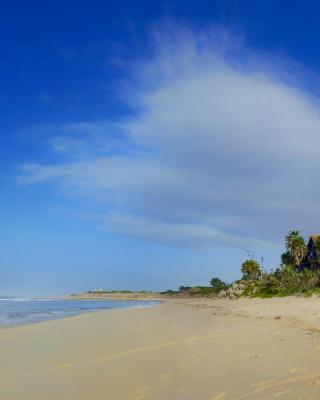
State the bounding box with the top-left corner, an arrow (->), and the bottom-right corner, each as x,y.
2,1 -> 320,296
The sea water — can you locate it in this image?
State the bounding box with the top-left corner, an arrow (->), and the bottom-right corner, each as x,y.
0,298 -> 160,327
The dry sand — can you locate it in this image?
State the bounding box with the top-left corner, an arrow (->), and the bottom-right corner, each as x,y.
2,297 -> 320,399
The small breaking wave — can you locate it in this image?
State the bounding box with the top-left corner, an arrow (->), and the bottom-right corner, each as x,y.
0,299 -> 161,327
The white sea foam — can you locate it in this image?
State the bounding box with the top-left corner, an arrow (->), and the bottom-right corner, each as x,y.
0,299 -> 160,327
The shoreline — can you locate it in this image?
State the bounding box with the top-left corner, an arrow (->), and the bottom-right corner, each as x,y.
0,298 -> 163,329
0,301 -> 164,331
2,297 -> 320,399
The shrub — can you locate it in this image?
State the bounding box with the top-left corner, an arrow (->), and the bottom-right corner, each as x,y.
280,251 -> 295,267
210,277 -> 229,292
188,286 -> 217,296
160,290 -> 178,295
179,286 -> 192,292
245,265 -> 320,297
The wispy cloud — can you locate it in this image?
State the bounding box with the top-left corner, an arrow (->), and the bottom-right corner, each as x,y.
19,23 -> 320,248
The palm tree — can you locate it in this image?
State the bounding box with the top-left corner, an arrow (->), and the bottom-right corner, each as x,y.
241,259 -> 262,280
285,230 -> 306,267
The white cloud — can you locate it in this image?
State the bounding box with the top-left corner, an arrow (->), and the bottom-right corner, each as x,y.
19,24 -> 320,248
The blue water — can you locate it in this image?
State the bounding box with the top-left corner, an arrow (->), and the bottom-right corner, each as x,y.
0,298 -> 160,327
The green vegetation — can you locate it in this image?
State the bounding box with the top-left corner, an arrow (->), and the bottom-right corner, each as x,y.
242,230 -> 320,297
284,230 -> 306,268
280,251 -> 294,266
241,259 -> 262,280
162,230 -> 320,299
186,286 -> 219,296
91,230 -> 320,299
177,278 -> 230,296
160,289 -> 179,295
210,277 -> 229,292
161,279 -> 230,297
244,266 -> 320,297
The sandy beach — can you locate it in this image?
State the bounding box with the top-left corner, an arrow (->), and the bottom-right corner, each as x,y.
2,297 -> 320,399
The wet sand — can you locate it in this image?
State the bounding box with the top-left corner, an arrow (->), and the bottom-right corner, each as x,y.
2,297 -> 320,399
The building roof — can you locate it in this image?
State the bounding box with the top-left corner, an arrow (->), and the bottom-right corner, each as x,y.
310,234 -> 320,242
309,235 -> 320,255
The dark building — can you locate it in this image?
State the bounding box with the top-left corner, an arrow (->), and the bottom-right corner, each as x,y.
300,235 -> 320,270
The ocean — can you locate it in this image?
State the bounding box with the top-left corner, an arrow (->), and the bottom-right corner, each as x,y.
0,298 -> 160,327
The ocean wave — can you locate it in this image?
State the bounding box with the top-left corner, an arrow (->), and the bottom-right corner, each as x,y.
0,299 -> 161,327
0,298 -> 32,301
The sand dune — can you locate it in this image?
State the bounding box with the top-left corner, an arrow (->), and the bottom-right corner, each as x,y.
2,297 -> 320,399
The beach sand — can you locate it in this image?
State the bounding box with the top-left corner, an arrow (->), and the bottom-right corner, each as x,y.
2,297 -> 320,399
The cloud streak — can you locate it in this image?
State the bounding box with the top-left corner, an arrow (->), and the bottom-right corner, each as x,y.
19,24 -> 320,248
